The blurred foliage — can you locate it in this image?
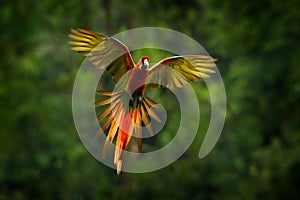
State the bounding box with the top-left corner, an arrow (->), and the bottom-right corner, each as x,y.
1,0 -> 300,199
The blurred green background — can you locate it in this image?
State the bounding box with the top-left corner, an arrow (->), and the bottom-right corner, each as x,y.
1,0 -> 300,199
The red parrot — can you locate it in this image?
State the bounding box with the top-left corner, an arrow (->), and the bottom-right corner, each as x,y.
69,29 -> 217,174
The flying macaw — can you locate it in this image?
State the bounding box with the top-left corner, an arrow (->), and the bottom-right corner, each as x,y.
69,29 -> 217,174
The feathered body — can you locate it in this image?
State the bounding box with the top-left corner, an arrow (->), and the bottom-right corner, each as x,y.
69,29 -> 217,174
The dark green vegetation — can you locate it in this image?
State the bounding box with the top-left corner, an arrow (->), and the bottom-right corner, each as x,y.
1,0 -> 299,199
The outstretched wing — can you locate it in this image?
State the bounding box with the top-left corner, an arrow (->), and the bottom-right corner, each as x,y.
69,29 -> 135,82
146,55 -> 217,88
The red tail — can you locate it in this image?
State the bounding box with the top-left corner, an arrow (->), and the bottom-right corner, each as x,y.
114,109 -> 133,174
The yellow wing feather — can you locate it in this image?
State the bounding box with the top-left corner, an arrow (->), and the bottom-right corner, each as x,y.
146,55 -> 217,88
69,29 -> 135,82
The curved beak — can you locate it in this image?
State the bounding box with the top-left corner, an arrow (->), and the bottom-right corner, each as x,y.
143,59 -> 149,68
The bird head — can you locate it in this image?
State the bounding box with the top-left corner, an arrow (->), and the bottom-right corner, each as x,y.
138,56 -> 150,70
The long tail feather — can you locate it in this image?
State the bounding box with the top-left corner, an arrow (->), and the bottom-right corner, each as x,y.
96,90 -> 163,174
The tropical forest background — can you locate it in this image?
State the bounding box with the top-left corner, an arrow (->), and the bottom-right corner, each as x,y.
1,0 -> 300,199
